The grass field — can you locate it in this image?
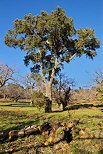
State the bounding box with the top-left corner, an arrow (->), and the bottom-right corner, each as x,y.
0,99 -> 103,154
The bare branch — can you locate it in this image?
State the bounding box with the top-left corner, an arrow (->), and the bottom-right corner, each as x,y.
38,48 -> 46,84
0,63 -> 15,88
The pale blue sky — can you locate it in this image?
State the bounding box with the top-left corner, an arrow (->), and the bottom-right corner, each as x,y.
0,0 -> 102,88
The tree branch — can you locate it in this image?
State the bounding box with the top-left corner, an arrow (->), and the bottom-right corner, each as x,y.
69,53 -> 77,61
49,53 -> 77,84
38,48 -> 46,84
49,58 -> 59,84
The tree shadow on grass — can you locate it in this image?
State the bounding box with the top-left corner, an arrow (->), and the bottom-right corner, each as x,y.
52,104 -> 96,113
96,104 -> 103,107
11,138 -> 65,153
52,110 -> 63,113
0,102 -> 32,108
101,109 -> 103,112
50,102 -> 103,113
49,103 -> 103,113
2,114 -> 46,142
9,136 -> 103,153
64,103 -> 97,111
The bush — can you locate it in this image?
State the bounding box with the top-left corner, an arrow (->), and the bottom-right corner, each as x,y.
32,91 -> 47,110
97,88 -> 103,102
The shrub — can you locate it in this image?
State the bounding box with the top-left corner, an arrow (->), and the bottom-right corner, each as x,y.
32,91 -> 47,110
97,88 -> 103,102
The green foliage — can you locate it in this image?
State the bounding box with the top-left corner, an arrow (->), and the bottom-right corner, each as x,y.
5,7 -> 100,82
32,91 -> 47,109
97,88 -> 103,102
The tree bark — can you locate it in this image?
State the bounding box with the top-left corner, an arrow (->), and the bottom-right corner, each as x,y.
45,83 -> 52,113
41,58 -> 61,113
62,101 -> 68,111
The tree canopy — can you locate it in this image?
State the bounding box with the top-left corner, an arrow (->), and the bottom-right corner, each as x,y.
5,7 -> 100,80
6,83 -> 24,102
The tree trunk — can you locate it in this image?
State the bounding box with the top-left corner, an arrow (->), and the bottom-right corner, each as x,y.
45,83 -> 52,113
62,101 -> 68,111
62,88 -> 71,111
30,85 -> 33,106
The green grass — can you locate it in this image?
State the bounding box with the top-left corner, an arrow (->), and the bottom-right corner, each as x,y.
0,99 -> 103,153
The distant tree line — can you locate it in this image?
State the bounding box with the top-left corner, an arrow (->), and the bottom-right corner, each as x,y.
0,62 -> 102,111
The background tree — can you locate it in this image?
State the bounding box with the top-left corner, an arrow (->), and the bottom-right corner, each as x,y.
22,73 -> 43,105
6,83 -> 25,102
53,73 -> 75,110
94,71 -> 103,103
5,7 -> 100,112
0,86 -> 8,99
22,73 -> 35,105
0,63 -> 15,88
94,71 -> 103,85
70,87 -> 99,104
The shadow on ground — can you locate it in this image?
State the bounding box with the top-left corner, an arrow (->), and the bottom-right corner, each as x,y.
1,114 -> 46,142
63,103 -> 103,111
0,102 -> 32,107
8,137 -> 103,154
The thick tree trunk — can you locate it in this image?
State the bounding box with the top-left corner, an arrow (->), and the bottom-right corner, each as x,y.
62,88 -> 71,111
62,101 -> 68,111
45,83 -> 52,113
41,57 -> 60,113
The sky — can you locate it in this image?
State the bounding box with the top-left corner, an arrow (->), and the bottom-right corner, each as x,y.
0,0 -> 103,89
